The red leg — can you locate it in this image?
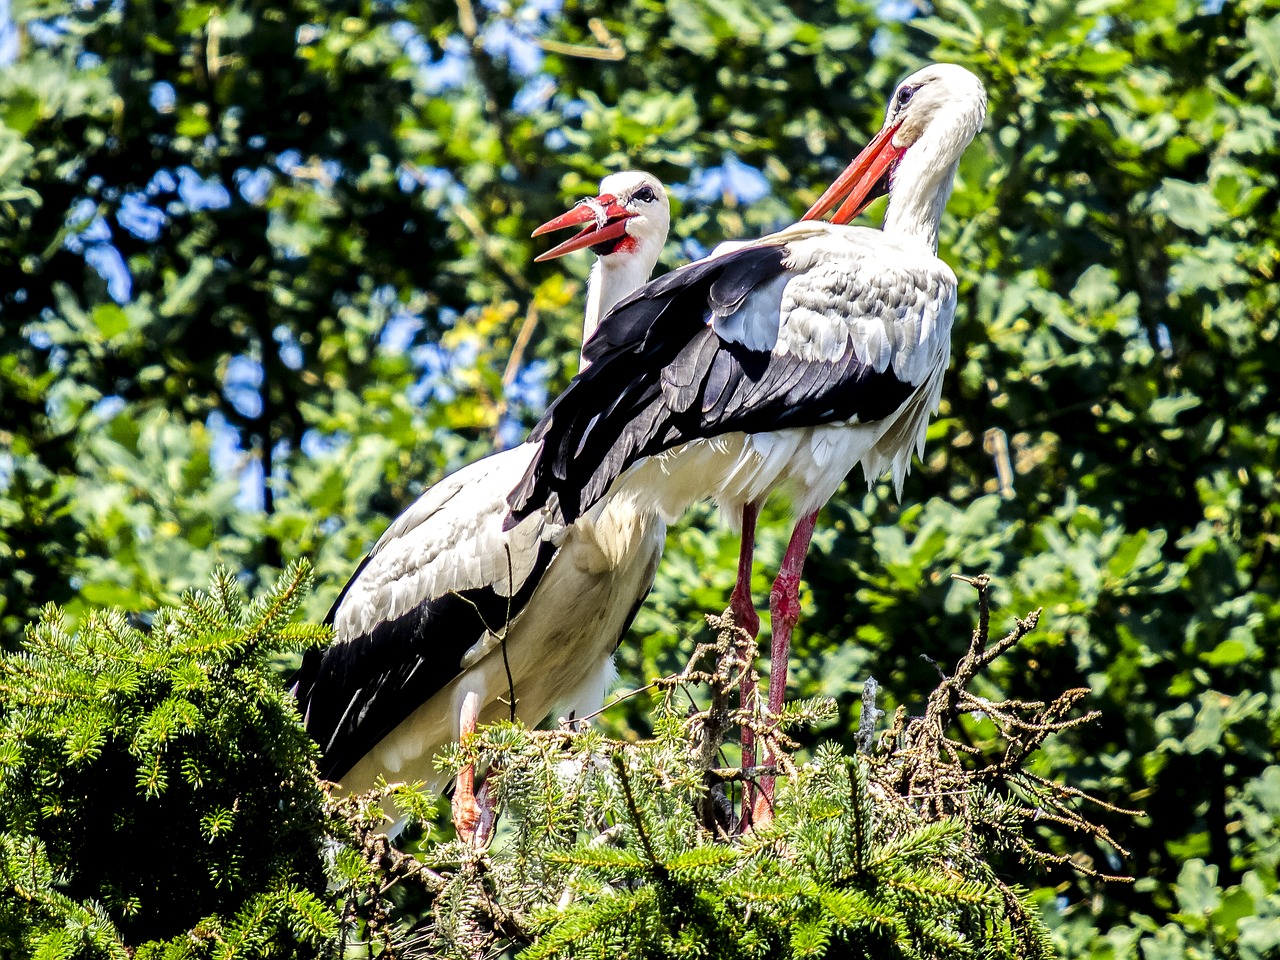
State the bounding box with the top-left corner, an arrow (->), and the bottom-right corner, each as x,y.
729,502 -> 761,639
760,510 -> 819,803
730,502 -> 761,824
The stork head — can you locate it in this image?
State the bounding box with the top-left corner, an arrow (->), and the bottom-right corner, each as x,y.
804,63 -> 987,226
532,171 -> 670,266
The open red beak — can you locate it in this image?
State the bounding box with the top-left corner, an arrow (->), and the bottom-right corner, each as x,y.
532,194 -> 635,262
802,122 -> 905,224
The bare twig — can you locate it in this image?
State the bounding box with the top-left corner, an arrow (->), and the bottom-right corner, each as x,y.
492,302 -> 542,449
882,574 -> 1135,881
536,18 -> 625,61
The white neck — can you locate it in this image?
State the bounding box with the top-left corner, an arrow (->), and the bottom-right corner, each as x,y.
580,248 -> 660,368
882,137 -> 962,253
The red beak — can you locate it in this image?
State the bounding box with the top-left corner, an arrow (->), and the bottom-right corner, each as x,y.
802,122 -> 904,224
532,194 -> 635,262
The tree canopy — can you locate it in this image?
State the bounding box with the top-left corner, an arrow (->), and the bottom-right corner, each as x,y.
3,0 -> 1280,956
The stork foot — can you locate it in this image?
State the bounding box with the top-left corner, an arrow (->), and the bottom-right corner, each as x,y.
750,787 -> 774,830
451,692 -> 496,847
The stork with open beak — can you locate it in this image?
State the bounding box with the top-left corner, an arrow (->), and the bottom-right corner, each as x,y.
292,172 -> 671,794
505,65 -> 987,800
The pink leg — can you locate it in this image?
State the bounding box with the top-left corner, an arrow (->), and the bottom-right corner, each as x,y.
730,503 -> 761,823
451,693 -> 482,843
760,510 -> 820,805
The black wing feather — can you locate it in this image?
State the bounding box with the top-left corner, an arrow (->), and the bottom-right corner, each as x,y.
291,539 -> 557,781
506,242 -> 917,528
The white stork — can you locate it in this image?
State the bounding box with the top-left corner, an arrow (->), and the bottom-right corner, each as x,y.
292,172 -> 671,793
505,64 -> 987,790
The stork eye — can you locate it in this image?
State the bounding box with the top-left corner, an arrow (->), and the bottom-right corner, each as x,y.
632,186 -> 657,204
897,85 -> 916,109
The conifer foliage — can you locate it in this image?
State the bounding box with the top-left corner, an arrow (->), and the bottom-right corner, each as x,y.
356,601 -> 1083,960
0,564 -> 334,956
0,567 -> 1109,958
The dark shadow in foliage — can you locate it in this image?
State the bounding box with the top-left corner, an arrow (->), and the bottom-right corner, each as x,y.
0,564 -> 335,953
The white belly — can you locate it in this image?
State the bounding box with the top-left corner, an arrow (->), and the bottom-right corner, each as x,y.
338,494 -> 665,795
616,420 -> 894,529
613,366 -> 943,526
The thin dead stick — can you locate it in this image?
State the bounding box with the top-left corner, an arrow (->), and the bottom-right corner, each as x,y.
492,302 -> 541,448
537,19 -> 625,61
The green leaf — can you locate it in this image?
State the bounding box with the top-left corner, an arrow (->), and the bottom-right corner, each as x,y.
1151,179 -> 1228,234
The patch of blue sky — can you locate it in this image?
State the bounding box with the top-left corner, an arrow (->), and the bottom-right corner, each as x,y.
513,73 -> 555,114
223,355 -> 264,419
870,28 -> 891,58
1202,0 -> 1225,13
677,155 -> 771,206
118,192 -> 167,241
234,167 -> 273,205
681,237 -> 710,262
26,326 -> 53,349
64,200 -> 132,300
483,19 -> 542,76
237,457 -> 265,512
76,50 -> 102,69
270,437 -> 292,488
515,0 -> 564,21
877,0 -> 916,22
276,149 -> 303,175
177,166 -> 231,210
367,283 -> 398,314
207,410 -> 243,476
319,158 -> 343,184
1086,15 -> 1113,44
91,395 -> 127,422
0,450 -> 12,493
148,168 -> 178,195
0,1 -> 17,66
380,310 -> 423,352
391,20 -> 431,66
421,35 -> 470,94
545,128 -> 568,151
26,18 -> 69,48
151,80 -> 176,113
85,245 -> 132,303
409,337 -> 481,406
301,428 -> 349,459
399,164 -> 466,206
63,198 -> 110,252
273,325 -> 304,371
496,418 -> 525,450
506,357 -> 550,411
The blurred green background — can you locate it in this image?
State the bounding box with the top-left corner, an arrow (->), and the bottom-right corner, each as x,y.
2,0 -> 1279,954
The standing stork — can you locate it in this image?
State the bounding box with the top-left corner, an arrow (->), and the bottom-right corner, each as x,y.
505,65 -> 987,793
292,172 -> 671,793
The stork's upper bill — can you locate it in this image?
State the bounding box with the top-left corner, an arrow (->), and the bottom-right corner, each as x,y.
804,62 -> 987,225
533,172 -> 670,262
